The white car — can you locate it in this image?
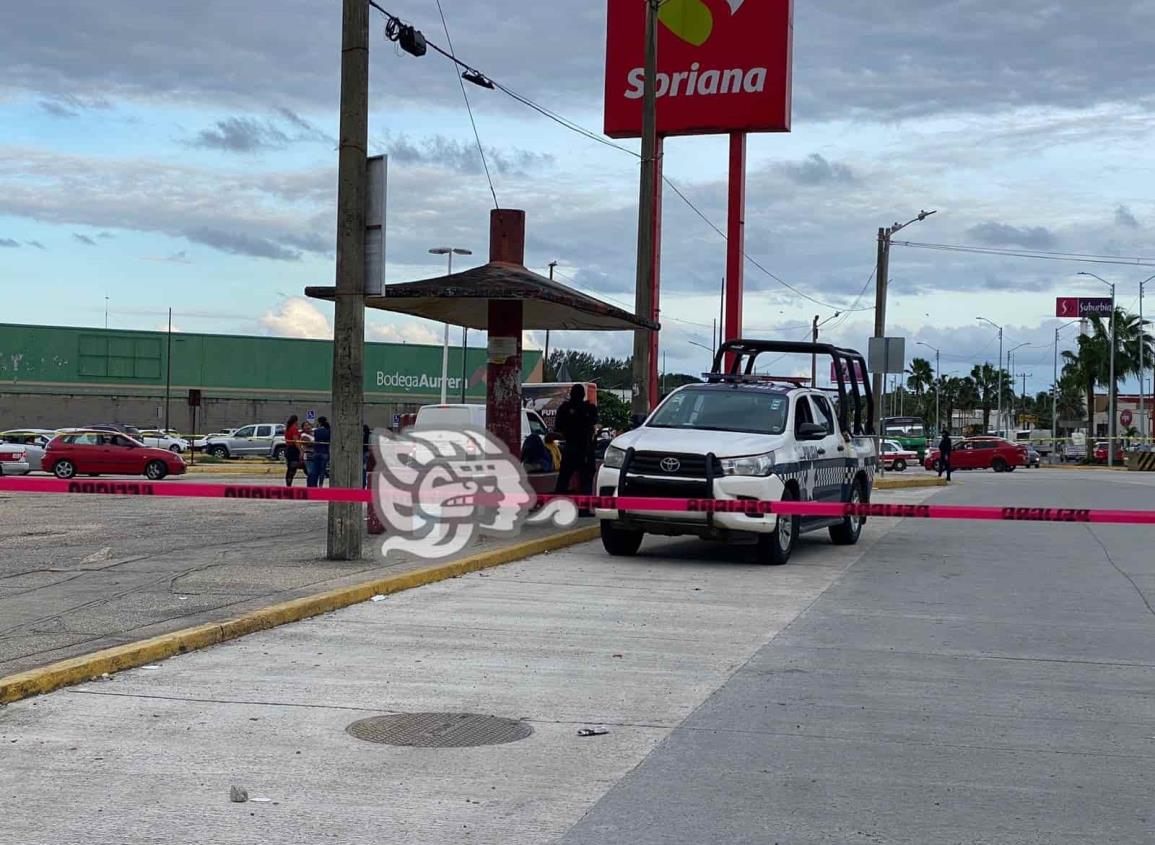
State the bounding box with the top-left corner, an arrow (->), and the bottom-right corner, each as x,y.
0,441 -> 32,475
0,429 -> 54,473
595,341 -> 878,566
137,430 -> 190,453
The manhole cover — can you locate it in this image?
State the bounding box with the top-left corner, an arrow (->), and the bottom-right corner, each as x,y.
346,712 -> 533,748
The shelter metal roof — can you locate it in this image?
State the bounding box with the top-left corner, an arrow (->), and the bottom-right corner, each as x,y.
306,262 -> 657,332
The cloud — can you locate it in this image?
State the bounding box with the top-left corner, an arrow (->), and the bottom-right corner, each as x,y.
6,1 -> 1155,126
383,134 -> 553,176
188,111 -> 332,152
142,250 -> 192,264
0,148 -> 335,262
259,297 -> 331,338
190,117 -> 292,152
366,322 -> 441,345
1115,205 -> 1139,228
25,240 -> 46,250
0,237 -> 19,248
184,226 -> 301,261
778,154 -> 855,186
966,222 -> 1057,249
37,93 -> 112,118
72,232 -> 98,246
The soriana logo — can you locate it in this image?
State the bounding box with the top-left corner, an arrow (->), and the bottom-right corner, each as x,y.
603,0 -> 793,138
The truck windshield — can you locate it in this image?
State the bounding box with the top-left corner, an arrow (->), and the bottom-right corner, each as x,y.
649,388 -> 788,435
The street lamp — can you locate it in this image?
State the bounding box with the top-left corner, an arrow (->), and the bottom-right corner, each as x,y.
916,341 -> 941,433
1007,342 -> 1030,431
1078,272 -> 1117,465
429,247 -> 473,403
545,261 -> 558,382
1139,274 -> 1154,443
976,317 -> 1003,434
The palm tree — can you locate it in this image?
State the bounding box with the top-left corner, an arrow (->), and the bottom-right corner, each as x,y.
906,357 -> 935,422
1062,308 -> 1154,434
970,363 -> 1004,432
938,375 -> 977,434
906,357 -> 934,398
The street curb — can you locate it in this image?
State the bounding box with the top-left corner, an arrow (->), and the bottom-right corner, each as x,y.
1036,464 -> 1128,472
0,524 -> 600,705
875,476 -> 948,490
186,464 -> 281,475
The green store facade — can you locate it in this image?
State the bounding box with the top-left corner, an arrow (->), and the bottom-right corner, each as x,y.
0,323 -> 543,433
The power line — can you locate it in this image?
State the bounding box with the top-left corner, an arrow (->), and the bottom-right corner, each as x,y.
366,2 -> 848,314
433,0 -> 498,210
894,240 -> 1155,267
659,176 -> 842,310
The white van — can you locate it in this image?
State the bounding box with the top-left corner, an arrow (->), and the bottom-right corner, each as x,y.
413,404 -> 548,443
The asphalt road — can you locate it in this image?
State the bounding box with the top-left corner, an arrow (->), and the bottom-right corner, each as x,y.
561,468 -> 1155,844
0,470 -> 1151,844
0,474 -> 574,675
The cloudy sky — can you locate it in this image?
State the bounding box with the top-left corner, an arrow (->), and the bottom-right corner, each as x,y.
3,0 -> 1155,393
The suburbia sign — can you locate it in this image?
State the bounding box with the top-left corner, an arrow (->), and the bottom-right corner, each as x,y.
604,0 -> 793,138
1055,297 -> 1113,318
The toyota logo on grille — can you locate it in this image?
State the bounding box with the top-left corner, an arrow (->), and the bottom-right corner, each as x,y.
660,457 -> 681,473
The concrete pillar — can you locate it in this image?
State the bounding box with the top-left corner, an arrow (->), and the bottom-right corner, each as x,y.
486,209 -> 526,458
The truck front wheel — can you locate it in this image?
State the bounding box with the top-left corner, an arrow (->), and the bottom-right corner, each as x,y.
600,521 -> 644,556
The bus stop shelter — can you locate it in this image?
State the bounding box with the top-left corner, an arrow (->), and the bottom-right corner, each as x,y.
307,209 -> 657,457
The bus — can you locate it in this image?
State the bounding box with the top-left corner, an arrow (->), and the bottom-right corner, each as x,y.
882,416 -> 930,461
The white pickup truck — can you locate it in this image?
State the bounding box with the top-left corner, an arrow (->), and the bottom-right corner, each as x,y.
596,340 -> 878,565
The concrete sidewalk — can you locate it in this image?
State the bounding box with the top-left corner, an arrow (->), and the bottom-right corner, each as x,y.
0,475 -> 591,677
0,487 -> 938,844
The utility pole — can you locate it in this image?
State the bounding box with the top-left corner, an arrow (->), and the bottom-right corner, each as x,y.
872,228 -> 889,452
930,349 -> 940,432
1019,371 -> 1032,428
1052,327 -> 1060,451
631,0 -> 660,417
327,0 -> 369,560
811,315 -> 819,387
164,308 -> 173,432
546,261 -> 557,380
872,210 -> 936,452
1140,275 -> 1153,442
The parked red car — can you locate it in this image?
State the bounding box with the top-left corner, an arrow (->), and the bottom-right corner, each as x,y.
924,437 -> 1026,473
44,430 -> 187,481
1092,441 -> 1125,463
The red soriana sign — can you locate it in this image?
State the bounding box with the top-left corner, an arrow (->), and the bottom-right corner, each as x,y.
603,0 -> 793,138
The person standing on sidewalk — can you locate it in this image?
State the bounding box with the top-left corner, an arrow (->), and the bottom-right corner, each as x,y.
284,414 -> 302,487
938,430 -> 953,482
308,416 -> 331,488
554,384 -> 598,495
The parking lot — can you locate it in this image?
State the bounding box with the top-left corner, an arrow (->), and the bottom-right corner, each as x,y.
2,469 -> 1152,843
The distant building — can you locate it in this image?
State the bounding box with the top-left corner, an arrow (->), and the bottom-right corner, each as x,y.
0,323 -> 542,432
1092,393 -> 1152,438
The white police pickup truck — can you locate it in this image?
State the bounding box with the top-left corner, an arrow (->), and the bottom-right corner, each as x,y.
595,340 -> 878,565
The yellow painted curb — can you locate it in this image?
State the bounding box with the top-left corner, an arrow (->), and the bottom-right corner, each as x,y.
0,524 -> 600,705
186,463 -> 281,475
1036,464 -> 1128,472
875,476 -> 948,490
